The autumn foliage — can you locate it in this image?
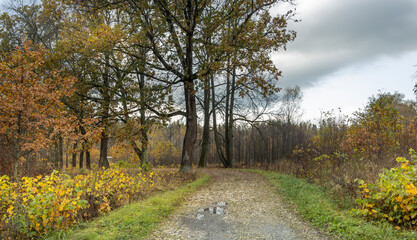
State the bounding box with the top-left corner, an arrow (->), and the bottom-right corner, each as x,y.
0,168 -> 155,239
0,41 -> 75,178
354,149 -> 417,228
264,93 -> 417,204
342,93 -> 403,162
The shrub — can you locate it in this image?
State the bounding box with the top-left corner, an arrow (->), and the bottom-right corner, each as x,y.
0,168 -> 155,239
353,149 -> 417,228
0,171 -> 88,238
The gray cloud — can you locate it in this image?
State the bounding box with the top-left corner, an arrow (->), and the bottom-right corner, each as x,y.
273,0 -> 417,88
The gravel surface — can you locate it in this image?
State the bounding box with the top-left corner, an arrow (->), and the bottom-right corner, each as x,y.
148,169 -> 331,240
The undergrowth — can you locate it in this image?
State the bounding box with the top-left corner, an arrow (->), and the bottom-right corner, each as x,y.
48,173 -> 210,240
252,169 -> 417,240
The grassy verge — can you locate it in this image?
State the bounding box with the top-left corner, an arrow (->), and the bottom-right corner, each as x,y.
49,173 -> 210,240
251,170 -> 417,240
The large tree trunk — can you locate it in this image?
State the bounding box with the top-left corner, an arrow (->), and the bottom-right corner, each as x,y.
224,63 -> 231,168
180,6 -> 197,172
139,123 -> 149,168
79,125 -> 87,169
86,151 -> 91,169
99,132 -> 110,169
139,125 -> 149,169
199,78 -> 210,168
180,81 -> 197,172
79,150 -> 84,169
99,54 -> 111,169
138,55 -> 149,169
225,66 -> 236,168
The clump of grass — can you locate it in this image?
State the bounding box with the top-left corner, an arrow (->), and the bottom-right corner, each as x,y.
48,173 -> 210,240
251,170 -> 417,240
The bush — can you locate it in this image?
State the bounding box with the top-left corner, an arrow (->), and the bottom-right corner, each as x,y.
0,169 -> 155,239
353,149 -> 417,228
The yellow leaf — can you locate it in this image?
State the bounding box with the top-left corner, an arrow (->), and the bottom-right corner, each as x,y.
59,189 -> 66,196
6,206 -> 14,215
408,189 -> 417,195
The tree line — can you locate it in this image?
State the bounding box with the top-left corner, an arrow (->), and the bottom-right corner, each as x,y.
0,0 -> 296,179
149,91 -> 417,198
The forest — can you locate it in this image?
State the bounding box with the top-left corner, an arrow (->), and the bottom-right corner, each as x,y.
1,0 -> 417,239
0,0 -> 298,177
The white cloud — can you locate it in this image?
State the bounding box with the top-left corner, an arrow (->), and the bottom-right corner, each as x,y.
273,0 -> 417,88
301,50 -> 417,122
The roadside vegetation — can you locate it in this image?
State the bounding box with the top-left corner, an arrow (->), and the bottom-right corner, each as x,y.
48,173 -> 210,240
255,169 -> 417,240
0,166 -> 198,239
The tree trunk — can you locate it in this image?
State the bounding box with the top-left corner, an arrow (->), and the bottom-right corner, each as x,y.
59,137 -> 63,169
199,78 -> 210,168
72,141 -> 77,168
225,66 -> 236,168
65,152 -> 68,169
13,156 -> 19,181
79,150 -> 84,169
139,57 -> 149,169
65,138 -> 68,168
180,7 -> 197,172
54,141 -> 59,169
86,151 -> 91,169
99,54 -> 111,169
79,125 -> 87,169
99,132 -> 110,169
224,62 -> 231,168
180,81 -> 197,172
130,140 -> 142,159
211,76 -> 227,167
13,113 -> 21,180
138,128 -> 149,169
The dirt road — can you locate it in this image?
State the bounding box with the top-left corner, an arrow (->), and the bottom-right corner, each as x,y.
148,169 -> 330,240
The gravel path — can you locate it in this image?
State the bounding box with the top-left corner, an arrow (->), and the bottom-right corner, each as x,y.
148,169 -> 331,240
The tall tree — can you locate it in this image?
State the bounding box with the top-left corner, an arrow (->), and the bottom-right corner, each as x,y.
203,1 -> 296,168
0,41 -> 75,179
119,0 -> 295,171
279,86 -> 303,124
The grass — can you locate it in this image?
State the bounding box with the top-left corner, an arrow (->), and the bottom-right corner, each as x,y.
251,169 -> 417,240
47,173 -> 210,240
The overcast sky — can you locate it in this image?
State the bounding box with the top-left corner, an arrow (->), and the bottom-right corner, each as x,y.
272,0 -> 417,121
